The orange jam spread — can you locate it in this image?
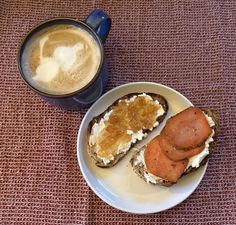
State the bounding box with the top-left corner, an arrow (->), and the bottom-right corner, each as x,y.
95,95 -> 161,161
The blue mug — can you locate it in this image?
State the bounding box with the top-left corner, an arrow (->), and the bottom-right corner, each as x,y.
17,9 -> 111,110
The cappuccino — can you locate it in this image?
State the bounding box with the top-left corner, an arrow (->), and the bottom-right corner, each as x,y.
22,24 -> 101,95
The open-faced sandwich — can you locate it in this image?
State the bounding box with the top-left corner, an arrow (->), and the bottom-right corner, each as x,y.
87,93 -> 168,167
130,107 -> 219,186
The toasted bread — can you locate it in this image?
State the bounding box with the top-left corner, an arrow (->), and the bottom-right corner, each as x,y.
87,93 -> 168,167
130,108 -> 219,186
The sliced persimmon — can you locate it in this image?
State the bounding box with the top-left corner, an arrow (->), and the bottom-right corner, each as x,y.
159,135 -> 205,161
144,137 -> 188,183
161,107 -> 211,149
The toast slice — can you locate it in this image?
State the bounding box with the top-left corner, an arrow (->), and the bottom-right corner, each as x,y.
87,93 -> 168,167
130,108 -> 219,186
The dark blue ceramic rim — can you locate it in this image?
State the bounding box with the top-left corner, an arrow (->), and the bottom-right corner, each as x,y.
17,18 -> 104,98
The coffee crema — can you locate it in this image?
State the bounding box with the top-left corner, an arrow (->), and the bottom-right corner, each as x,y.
24,24 -> 101,95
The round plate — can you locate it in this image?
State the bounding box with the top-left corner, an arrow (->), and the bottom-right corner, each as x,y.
77,82 -> 207,214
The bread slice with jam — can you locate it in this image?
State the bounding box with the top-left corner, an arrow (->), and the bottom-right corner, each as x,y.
87,93 -> 168,167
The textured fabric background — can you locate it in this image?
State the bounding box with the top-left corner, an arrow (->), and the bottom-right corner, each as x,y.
0,0 -> 235,224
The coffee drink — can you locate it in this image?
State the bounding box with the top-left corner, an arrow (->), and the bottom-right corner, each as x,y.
21,24 -> 101,95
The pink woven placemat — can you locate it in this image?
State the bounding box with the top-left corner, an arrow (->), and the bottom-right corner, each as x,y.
0,0 -> 235,224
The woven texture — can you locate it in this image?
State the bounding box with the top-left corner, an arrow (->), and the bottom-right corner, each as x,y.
0,0 -> 236,224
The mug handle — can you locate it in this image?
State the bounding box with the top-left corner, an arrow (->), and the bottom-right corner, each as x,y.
85,9 -> 111,43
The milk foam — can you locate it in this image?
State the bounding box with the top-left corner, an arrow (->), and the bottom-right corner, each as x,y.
34,34 -> 85,83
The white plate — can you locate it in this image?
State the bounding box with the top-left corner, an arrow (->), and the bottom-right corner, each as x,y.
77,82 -> 207,214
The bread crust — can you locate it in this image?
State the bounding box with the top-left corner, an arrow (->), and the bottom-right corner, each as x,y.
87,93 -> 168,167
130,107 -> 219,186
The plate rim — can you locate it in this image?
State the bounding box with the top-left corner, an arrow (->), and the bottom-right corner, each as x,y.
77,82 -> 207,214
